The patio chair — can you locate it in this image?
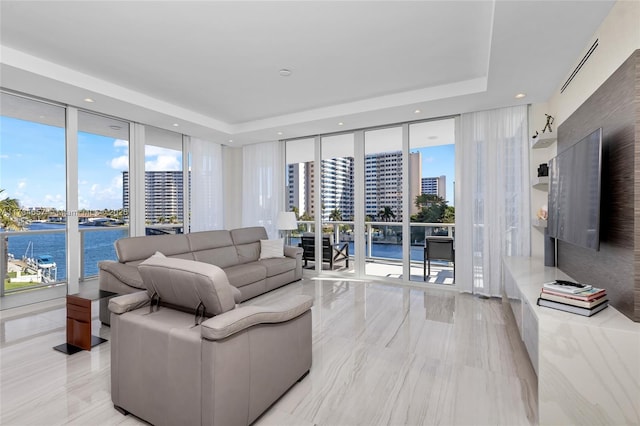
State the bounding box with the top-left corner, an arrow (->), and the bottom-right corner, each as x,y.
300,233 -> 349,269
423,237 -> 455,281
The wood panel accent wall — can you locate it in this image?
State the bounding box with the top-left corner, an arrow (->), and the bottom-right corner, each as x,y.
556,49 -> 640,322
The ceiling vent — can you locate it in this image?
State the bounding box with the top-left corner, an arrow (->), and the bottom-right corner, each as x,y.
560,39 -> 598,94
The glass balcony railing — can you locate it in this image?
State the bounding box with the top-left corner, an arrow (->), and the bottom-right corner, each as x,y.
291,220 -> 455,283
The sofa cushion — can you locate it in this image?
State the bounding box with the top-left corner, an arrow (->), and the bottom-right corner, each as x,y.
116,234 -> 191,263
257,257 -> 297,277
224,263 -> 267,288
99,261 -> 145,290
230,226 -> 268,245
231,227 -> 268,264
259,239 -> 285,259
187,231 -> 240,268
138,256 -> 236,316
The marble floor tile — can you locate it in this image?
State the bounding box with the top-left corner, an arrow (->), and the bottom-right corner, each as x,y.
1,278 -> 537,425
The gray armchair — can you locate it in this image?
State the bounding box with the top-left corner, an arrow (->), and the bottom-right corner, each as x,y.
109,256 -> 313,426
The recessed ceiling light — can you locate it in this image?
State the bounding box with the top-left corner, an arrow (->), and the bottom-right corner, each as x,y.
172,123 -> 179,127
515,93 -> 526,99
109,125 -> 122,130
228,139 -> 233,143
277,131 -> 283,136
84,98 -> 95,103
428,136 -> 438,140
338,122 -> 344,126
414,109 -> 421,114
279,69 -> 292,77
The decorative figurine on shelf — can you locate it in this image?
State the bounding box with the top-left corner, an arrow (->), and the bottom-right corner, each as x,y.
532,130 -> 539,139
537,205 -> 548,220
542,114 -> 554,133
537,163 -> 549,177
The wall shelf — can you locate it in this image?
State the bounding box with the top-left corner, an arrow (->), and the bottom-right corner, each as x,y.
532,218 -> 547,229
531,134 -> 557,149
532,176 -> 549,190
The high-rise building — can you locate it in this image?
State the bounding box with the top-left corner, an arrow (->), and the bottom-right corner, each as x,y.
287,152 -> 421,221
320,157 -> 354,221
123,171 -> 187,224
421,175 -> 446,200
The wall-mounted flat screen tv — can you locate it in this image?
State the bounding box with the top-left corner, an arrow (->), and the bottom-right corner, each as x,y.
547,128 -> 602,251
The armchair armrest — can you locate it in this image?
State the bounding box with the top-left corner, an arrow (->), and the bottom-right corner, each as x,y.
284,245 -> 303,259
200,295 -> 313,341
109,291 -> 150,315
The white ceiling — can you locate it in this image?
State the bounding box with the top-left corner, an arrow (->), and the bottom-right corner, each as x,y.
0,1 -> 614,146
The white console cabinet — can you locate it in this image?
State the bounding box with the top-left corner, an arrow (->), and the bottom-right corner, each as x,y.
503,256 -> 640,425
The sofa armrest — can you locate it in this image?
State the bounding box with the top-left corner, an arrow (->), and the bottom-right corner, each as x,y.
109,291 -> 151,315
99,260 -> 145,290
284,245 -> 303,259
200,294 -> 313,341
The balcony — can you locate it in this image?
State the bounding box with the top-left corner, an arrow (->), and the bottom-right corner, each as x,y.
292,220 -> 455,285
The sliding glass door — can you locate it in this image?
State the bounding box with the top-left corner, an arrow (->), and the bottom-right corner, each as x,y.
77,111 -> 130,279
282,117 -> 456,286
363,126 -> 403,278
1,92 -> 68,308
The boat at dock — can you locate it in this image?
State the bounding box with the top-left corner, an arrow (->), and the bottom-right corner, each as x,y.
7,242 -> 58,284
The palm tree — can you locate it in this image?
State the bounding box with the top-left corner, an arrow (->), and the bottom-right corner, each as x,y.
0,189 -> 23,231
329,209 -> 342,221
378,206 -> 396,222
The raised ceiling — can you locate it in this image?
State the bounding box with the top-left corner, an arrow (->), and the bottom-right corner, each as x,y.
0,1 -> 615,145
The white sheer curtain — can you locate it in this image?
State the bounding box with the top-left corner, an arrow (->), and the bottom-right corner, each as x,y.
457,105 -> 530,296
242,141 -> 284,239
190,137 -> 224,231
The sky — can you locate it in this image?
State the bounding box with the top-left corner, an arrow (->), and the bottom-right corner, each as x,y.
415,144 -> 455,206
0,116 -> 182,210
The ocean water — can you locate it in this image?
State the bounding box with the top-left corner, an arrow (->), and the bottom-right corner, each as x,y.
4,222 -> 127,281
290,237 -> 430,262
4,226 -> 436,283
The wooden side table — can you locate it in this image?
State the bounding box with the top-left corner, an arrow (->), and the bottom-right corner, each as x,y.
53,288 -> 117,355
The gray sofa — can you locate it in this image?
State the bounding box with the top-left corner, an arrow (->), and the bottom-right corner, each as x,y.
109,256 -> 313,426
98,226 -> 303,324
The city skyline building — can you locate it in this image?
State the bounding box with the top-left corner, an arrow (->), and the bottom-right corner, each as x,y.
287,151 -> 422,221
123,171 -> 187,224
421,175 -> 447,200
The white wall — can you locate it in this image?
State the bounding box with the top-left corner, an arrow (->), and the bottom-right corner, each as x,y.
222,146 -> 243,230
548,0 -> 640,126
529,103 -> 556,259
529,0 -> 640,259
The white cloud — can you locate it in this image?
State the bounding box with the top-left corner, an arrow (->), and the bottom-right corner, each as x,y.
110,155 -> 129,170
17,181 -> 27,190
44,193 -> 65,210
78,174 -> 125,210
145,155 -> 181,171
113,139 -> 129,148
0,154 -> 8,159
423,156 -> 435,163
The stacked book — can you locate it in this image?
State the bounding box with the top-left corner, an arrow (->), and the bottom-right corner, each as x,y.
537,280 -> 608,317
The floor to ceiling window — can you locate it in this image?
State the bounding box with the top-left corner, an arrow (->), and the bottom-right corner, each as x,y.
282,117 -> 456,286
285,137 -> 316,242
0,91 -> 206,310
363,126 -> 404,278
142,126 -> 185,235
77,111 -> 130,279
320,133 -> 354,273
1,92 -> 68,307
408,118 -> 456,284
